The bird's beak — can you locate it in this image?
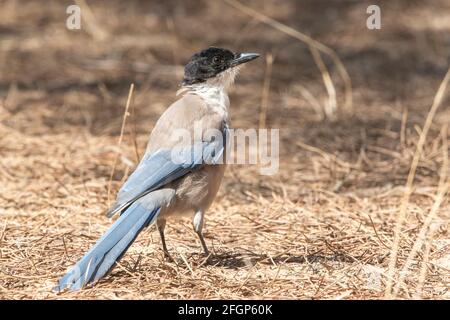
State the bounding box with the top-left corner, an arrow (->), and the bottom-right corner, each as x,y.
231,52 -> 260,67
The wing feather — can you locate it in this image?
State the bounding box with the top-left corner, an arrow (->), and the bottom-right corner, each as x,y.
106,136 -> 225,217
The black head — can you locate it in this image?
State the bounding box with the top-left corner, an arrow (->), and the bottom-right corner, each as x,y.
182,47 -> 259,86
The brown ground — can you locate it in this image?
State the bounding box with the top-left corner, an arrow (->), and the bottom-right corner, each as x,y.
0,0 -> 449,299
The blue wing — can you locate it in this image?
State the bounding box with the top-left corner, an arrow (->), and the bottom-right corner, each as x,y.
106,137 -> 226,217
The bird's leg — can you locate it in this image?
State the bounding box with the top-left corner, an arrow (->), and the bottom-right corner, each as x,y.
193,210 -> 209,256
157,218 -> 173,261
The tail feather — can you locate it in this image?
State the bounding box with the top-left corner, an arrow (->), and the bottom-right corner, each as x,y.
55,189 -> 174,292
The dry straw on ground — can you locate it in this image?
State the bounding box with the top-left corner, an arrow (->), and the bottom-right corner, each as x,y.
0,0 -> 449,299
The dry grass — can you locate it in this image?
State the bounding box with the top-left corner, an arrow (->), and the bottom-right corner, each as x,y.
0,0 -> 449,300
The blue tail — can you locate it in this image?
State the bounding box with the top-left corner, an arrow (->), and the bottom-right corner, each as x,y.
55,190 -> 173,292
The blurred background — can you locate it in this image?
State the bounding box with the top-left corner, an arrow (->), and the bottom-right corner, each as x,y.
0,0 -> 449,299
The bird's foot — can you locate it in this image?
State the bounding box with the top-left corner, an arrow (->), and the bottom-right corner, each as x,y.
163,251 -> 175,263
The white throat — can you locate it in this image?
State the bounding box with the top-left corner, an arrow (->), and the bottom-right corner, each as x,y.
178,66 -> 241,119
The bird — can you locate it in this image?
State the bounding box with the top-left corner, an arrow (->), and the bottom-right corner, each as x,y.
55,47 -> 260,291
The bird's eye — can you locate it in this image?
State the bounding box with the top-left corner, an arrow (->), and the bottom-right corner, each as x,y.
213,56 -> 221,64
